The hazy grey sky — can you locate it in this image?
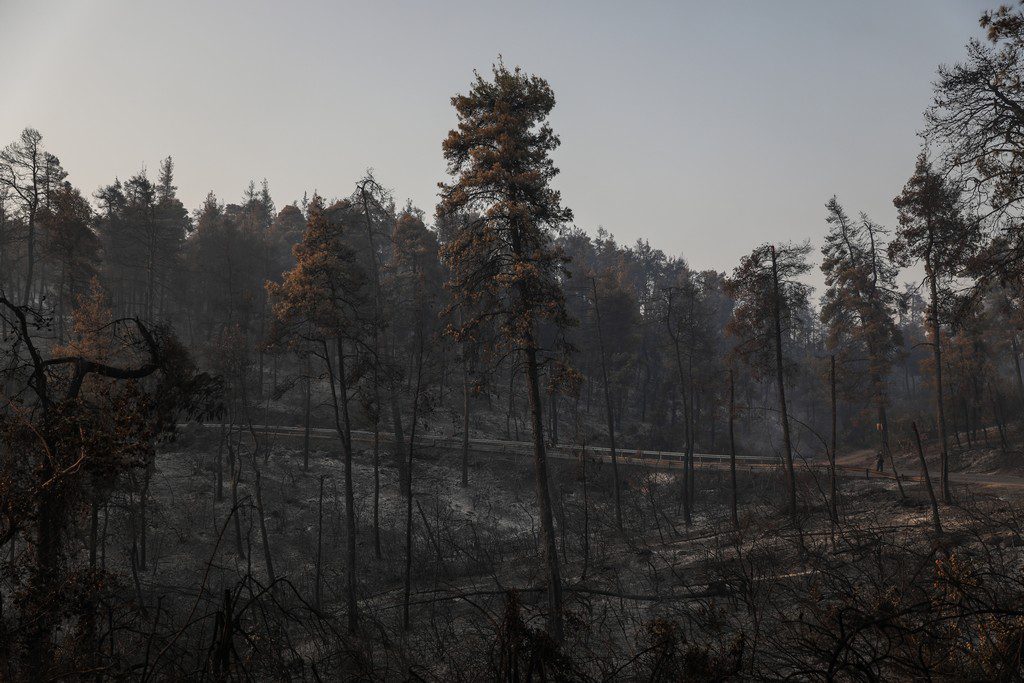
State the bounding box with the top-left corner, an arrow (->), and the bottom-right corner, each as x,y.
0,0 -> 993,278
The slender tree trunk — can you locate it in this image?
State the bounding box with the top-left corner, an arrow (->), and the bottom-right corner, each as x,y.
139,463 -> 152,570
369,332 -> 383,559
580,445 -> 590,581
879,402 -> 905,499
461,353 -> 471,488
904,360 -> 912,399
991,381 -> 1009,450
29,457 -> 58,678
1011,335 -> 1024,410
146,246 -> 155,322
592,277 -> 622,532
951,402 -> 962,448
550,388 -> 559,445
668,327 -> 691,526
912,422 -> 943,536
216,423 -> 225,502
373,427 -> 382,560
927,267 -> 951,503
640,361 -> 650,422
390,387 -> 407,493
303,350 -> 312,472
325,337 -> 358,632
829,356 -> 838,525
315,474 -> 324,610
709,399 -> 717,451
961,395 -> 972,448
229,434 -> 244,558
22,205 -> 36,305
403,324 -> 425,631
254,468 -> 275,584
729,369 -> 738,529
257,349 -> 265,400
338,338 -> 358,633
56,263 -> 67,344
687,379 -> 696,507
523,342 -> 563,642
770,246 -> 797,520
507,365 -> 515,440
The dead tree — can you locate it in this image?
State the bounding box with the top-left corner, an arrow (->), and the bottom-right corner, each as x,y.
592,276 -> 623,532
912,422 -> 943,536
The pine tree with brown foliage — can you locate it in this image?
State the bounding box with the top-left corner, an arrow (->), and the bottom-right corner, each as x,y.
438,60 -> 576,641
267,194 -> 369,633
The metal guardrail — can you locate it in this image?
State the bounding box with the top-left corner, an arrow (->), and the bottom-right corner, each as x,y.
190,423 -> 973,487
194,423 -> 784,469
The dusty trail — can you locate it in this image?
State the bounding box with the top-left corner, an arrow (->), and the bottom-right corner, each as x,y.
833,445 -> 1024,491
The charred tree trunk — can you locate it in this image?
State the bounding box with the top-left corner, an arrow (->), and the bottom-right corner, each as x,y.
228,437 -> 244,558
22,203 -> 36,305
373,427 -> 382,560
325,337 -> 358,633
686,380 -> 696,508
770,245 -> 797,520
592,277 -> 622,532
216,423 -> 225,502
1011,335 -> 1024,411
523,341 -> 564,642
991,381 -> 1009,450
403,322 -> 426,631
927,264 -> 951,503
139,462 -> 153,570
829,356 -> 838,525
729,369 -> 738,529
666,292 -> 692,527
507,365 -> 516,440
550,388 -> 559,445
580,446 -> 590,582
28,457 -> 59,678
461,353 -> 471,488
879,401 -> 905,500
303,349 -> 312,472
315,474 -> 324,610
254,468 -> 275,585
912,422 -> 943,536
